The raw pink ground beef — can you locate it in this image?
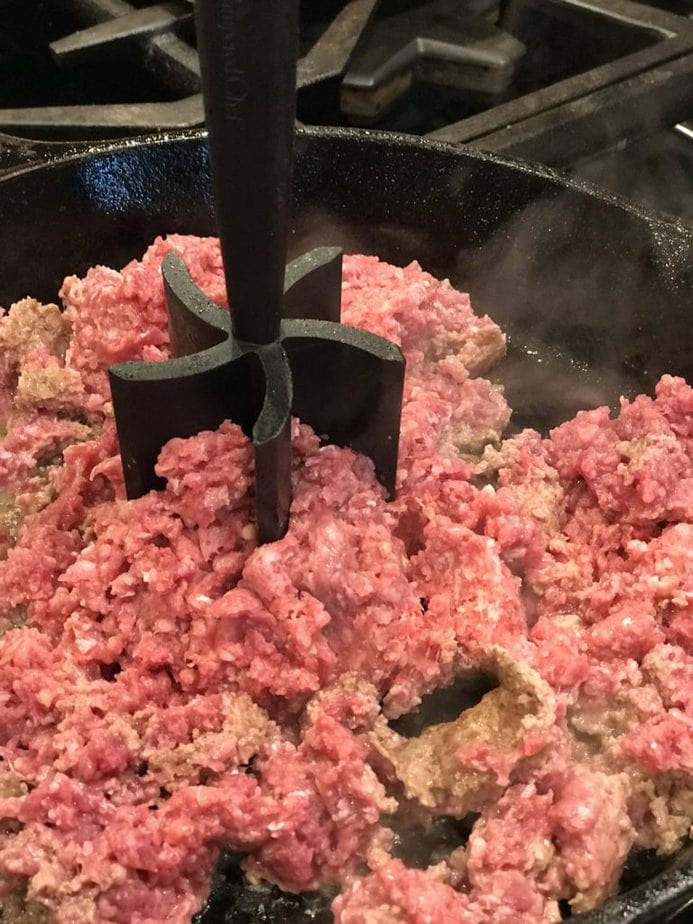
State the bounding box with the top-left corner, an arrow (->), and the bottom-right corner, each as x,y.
0,235 -> 692,924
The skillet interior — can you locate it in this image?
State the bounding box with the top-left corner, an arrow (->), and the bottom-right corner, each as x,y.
1,127 -> 693,923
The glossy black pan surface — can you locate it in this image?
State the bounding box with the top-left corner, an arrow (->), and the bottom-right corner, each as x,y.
1,127 -> 693,923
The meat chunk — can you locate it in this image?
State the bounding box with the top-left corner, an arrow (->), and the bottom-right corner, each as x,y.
0,299 -> 69,364
549,769 -> 633,913
2,236 -> 693,924
333,860 -> 471,924
147,694 -> 277,790
372,650 -> 555,817
341,256 -> 506,377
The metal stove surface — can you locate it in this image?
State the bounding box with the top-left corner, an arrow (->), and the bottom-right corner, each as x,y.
0,0 -> 692,220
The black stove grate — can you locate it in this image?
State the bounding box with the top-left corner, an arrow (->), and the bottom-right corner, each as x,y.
0,0 -> 380,137
426,0 -> 693,163
0,0 -> 691,143
0,0 -> 202,136
0,2 -> 692,213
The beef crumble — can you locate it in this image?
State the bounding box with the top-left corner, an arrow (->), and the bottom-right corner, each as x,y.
0,236 -> 691,924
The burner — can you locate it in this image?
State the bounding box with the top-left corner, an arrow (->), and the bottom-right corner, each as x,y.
340,0 -> 525,124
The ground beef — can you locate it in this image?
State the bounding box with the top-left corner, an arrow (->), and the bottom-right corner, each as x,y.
0,235 -> 692,924
370,649 -> 556,817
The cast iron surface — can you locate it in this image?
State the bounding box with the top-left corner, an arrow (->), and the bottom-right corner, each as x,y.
1,127 -> 692,921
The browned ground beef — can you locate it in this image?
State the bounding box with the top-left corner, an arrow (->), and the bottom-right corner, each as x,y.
0,236 -> 692,924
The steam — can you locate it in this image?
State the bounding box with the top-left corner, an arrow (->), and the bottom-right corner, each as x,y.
572,130 -> 693,226
445,186 -> 691,431
291,183 -> 688,442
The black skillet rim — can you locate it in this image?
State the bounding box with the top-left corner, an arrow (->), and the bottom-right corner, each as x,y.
2,124 -> 691,236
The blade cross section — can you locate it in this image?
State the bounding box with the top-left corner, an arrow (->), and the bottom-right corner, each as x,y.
109,246 -> 405,543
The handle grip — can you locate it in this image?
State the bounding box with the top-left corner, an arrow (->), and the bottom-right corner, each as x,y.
194,0 -> 299,344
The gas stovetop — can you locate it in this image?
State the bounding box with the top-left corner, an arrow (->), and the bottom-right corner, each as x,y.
1,0 -> 692,220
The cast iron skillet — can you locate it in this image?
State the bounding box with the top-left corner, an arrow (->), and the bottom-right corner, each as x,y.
1,127 -> 693,923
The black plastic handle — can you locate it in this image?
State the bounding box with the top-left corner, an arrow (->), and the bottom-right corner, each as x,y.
194,0 -> 299,345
